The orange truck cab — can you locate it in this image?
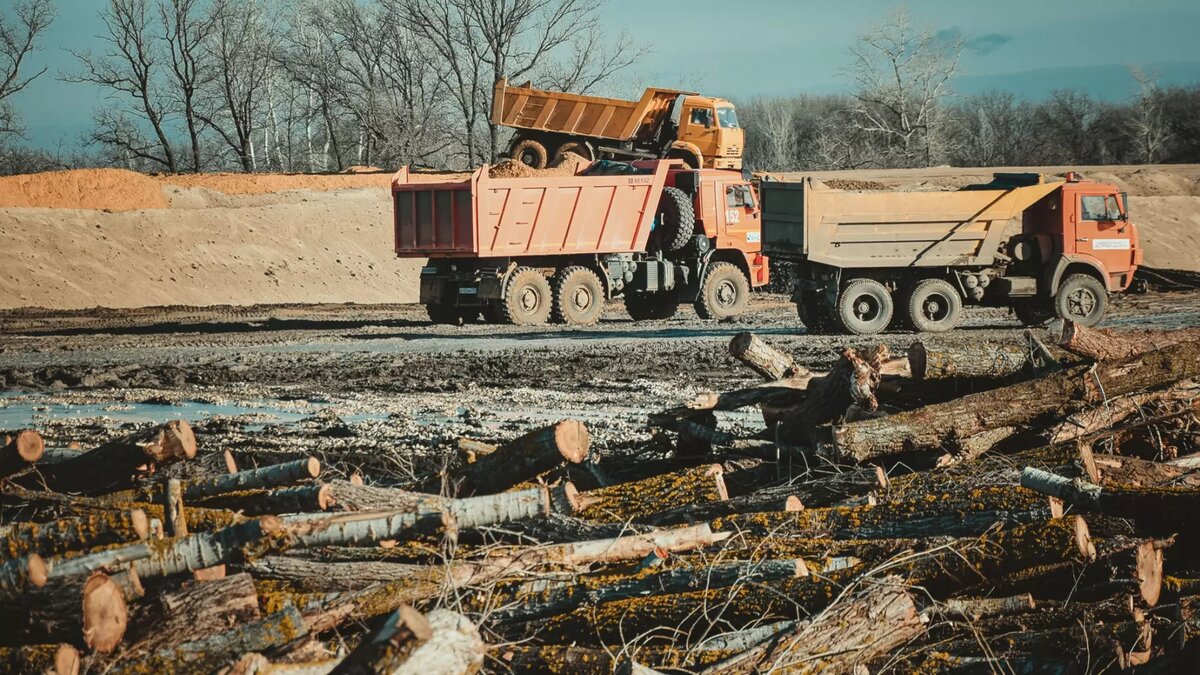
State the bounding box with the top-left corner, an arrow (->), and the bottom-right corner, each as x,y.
393,160 -> 767,326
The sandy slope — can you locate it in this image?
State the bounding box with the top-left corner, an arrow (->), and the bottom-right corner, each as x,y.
0,164 -> 1197,310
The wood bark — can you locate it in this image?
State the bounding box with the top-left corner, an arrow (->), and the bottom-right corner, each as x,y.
47,516 -> 293,581
931,594 -> 1036,620
1082,445 -> 1200,488
198,484 -> 334,515
106,603 -> 306,675
326,480 -> 444,512
777,346 -> 888,445
729,332 -> 805,380
0,554 -> 49,601
245,556 -> 426,593
388,609 -> 484,675
574,464 -> 728,523
449,420 -> 589,496
478,523 -> 728,572
494,645 -> 737,674
1022,467 -> 1200,527
833,339 -> 1200,463
1054,319 -> 1200,361
1,429 -> 45,478
165,478 -> 188,537
3,571 -> 128,653
330,605 -> 431,675
127,572 -> 261,655
490,559 -> 807,624
701,578 -> 922,675
0,644 -> 79,675
926,620 -> 1152,671
183,457 -> 321,501
907,340 -> 1034,380
27,421 -> 197,495
1046,381 -> 1200,445
457,438 -> 499,464
0,509 -> 149,562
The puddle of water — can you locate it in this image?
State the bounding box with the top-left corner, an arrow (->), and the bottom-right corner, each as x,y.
0,398 -> 313,429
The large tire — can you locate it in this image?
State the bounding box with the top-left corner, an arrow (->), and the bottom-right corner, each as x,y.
481,301 -> 507,324
498,267 -> 553,326
904,278 -> 963,333
796,292 -> 837,334
426,304 -> 460,325
510,138 -> 548,169
695,261 -> 750,320
666,149 -> 700,169
654,187 -> 696,252
1013,302 -> 1054,327
551,266 -> 605,326
625,291 -> 679,321
1054,273 -> 1108,327
553,141 -> 593,164
836,278 -> 894,336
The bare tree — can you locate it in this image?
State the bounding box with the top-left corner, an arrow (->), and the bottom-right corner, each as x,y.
844,7 -> 964,167
1033,89 -> 1098,164
745,96 -> 799,171
949,91 -> 1035,167
1126,67 -> 1170,164
533,24 -> 643,95
277,2 -> 349,171
159,0 -> 213,171
69,0 -> 178,172
202,0 -> 276,172
0,0 -> 56,137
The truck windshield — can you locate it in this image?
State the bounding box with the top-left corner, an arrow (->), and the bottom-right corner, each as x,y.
717,107 -> 739,128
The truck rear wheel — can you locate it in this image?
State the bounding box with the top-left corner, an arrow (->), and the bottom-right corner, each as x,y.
1013,302 -> 1054,327
904,279 -> 962,333
511,138 -> 548,169
695,262 -> 750,320
551,266 -> 605,326
554,141 -> 593,164
837,278 -> 893,335
796,293 -> 837,334
654,187 -> 696,252
625,291 -> 679,321
1054,274 -> 1108,327
426,304 -> 478,326
499,267 -> 553,325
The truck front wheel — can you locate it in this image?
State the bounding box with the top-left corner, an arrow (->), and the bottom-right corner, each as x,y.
837,278 -> 894,335
499,267 -> 553,325
695,262 -> 750,320
552,266 -> 605,326
625,291 -> 679,321
1054,274 -> 1108,326
904,279 -> 962,333
1013,302 -> 1054,327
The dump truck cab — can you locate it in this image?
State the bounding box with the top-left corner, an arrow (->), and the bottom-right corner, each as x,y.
672,96 -> 743,171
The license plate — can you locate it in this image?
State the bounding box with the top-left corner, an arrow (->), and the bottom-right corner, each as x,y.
1092,239 -> 1131,250
458,287 -> 478,295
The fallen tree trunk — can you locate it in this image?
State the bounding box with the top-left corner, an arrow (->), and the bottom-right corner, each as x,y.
777,346 -> 888,445
479,523 -> 728,572
3,571 -> 128,653
182,457 -> 320,501
388,609 -> 484,675
106,603 -> 305,675
0,644 -> 79,675
907,341 -> 1033,380
0,554 -> 49,601
833,339 -> 1200,463
927,619 -> 1152,671
1,429 -> 45,479
334,605 -> 431,675
574,464 -> 727,523
931,594 -> 1037,621
1054,319 -> 1200,361
28,421 -> 196,495
1081,444 -> 1200,488
126,572 -> 261,655
196,484 -> 333,515
0,509 -> 149,562
729,332 -> 805,381
448,420 -> 589,496
1021,467 -> 1200,527
326,480 -> 442,512
1046,382 -> 1200,445
244,556 -> 426,593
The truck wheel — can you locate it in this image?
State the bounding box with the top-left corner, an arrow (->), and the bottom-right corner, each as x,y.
667,149 -> 700,169
1013,302 -> 1054,327
553,141 -> 593,164
499,267 -> 553,325
481,301 -> 507,324
625,291 -> 679,321
551,266 -> 605,326
905,279 -> 962,333
511,138 -> 548,169
695,262 -> 750,320
426,304 -> 461,325
653,187 -> 696,252
836,278 -> 893,335
1054,274 -> 1108,327
797,295 -> 836,334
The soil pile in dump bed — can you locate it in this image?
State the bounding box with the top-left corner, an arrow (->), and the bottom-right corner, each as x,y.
487,151 -> 590,179
162,171 -> 393,195
0,168 -> 171,211
823,178 -> 888,190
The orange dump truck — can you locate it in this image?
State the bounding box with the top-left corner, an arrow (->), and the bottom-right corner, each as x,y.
393,160 -> 768,325
492,78 -> 743,171
760,172 -> 1142,334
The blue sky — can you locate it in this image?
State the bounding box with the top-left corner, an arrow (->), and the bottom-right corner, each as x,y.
9,0 -> 1200,149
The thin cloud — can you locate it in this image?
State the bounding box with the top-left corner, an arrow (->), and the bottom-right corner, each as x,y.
936,28 -> 1013,56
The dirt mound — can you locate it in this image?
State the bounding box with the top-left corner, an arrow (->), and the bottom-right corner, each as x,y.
824,179 -> 888,190
341,165 -> 386,174
160,172 -> 393,196
487,151 -> 590,179
0,168 -> 170,211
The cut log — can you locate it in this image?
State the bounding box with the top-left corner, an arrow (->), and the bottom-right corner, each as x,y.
1,429 -> 45,478
1054,319 -> 1200,361
495,644 -> 738,674
833,339 -> 1200,463
3,571 -> 127,653
457,438 -> 498,464
479,523 -> 728,571
930,620 -> 1152,671
0,553 -> 49,601
931,594 -> 1036,620
197,484 -> 334,515
326,480 -> 443,512
0,644 -> 79,675
574,464 -> 727,523
222,449 -> 238,474
183,457 -> 321,501
1021,466 -> 1200,528
245,556 -> 426,593
27,420 -> 196,495
489,559 -> 807,624
700,577 -> 922,674
330,605 -> 431,675
165,478 -> 188,537
907,340 -> 1033,380
1083,445 -> 1200,488
1047,383 -> 1199,445
729,332 -> 805,380
106,603 -> 305,675
0,509 -> 149,562
777,346 -> 888,445
449,420 -> 589,496
388,609 -> 484,675
127,572 -> 261,654
47,516 -> 294,581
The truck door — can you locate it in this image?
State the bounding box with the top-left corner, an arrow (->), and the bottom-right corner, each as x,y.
721,182 -> 762,250
1076,193 -> 1135,277
680,103 -> 719,163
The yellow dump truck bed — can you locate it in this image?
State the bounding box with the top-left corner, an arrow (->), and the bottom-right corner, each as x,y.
760,178 -> 1064,269
491,78 -> 692,143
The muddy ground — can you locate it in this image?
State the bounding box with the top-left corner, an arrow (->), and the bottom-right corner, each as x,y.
2,291 -> 1198,485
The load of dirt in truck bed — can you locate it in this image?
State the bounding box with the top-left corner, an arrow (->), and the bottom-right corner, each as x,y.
487,151 -> 590,178
822,178 -> 889,190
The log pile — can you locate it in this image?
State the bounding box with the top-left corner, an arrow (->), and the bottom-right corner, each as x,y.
2,320 -> 1199,673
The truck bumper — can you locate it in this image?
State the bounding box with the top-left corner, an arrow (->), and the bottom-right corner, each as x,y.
419,266 -> 498,305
